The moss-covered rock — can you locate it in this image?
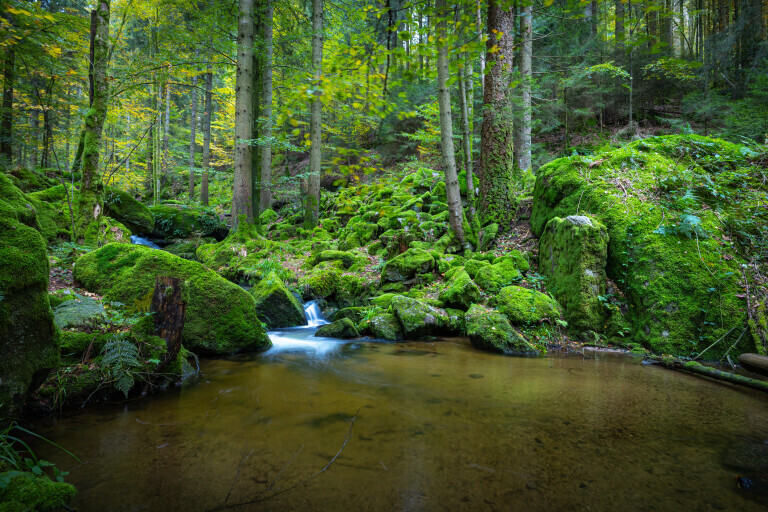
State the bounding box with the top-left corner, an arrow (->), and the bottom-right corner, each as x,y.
463,258 -> 490,279
0,472 -> 77,511
84,216 -> 132,246
73,243 -> 270,355
4,167 -> 57,192
465,304 -> 539,355
249,271 -> 306,328
310,250 -> 358,269
104,188 -> 155,234
539,216 -> 609,332
299,261 -> 342,300
315,318 -> 359,339
492,286 -> 563,325
474,258 -> 521,293
438,269 -> 481,310
531,135 -> 752,357
444,308 -> 466,335
260,208 -> 278,225
391,295 -> 449,338
150,204 -> 227,240
333,307 -> 367,324
381,248 -> 435,283
369,313 -> 404,341
0,178 -> 60,417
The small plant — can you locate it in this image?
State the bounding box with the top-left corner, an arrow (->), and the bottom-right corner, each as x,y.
101,334 -> 142,398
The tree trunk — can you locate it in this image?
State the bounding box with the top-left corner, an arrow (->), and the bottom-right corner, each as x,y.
188,57 -> 198,201
305,0 -> 323,229
29,108 -> 38,169
259,0 -> 274,213
151,276 -> 187,369
201,65 -> 213,206
478,0 -> 515,232
435,0 -> 466,248
616,0 -> 625,55
517,2 -> 532,173
0,49 -> 14,166
476,0 -> 484,97
232,0 -> 255,229
458,57 -> 475,222
163,75 -> 171,186
76,1 -> 111,240
251,5 -> 264,227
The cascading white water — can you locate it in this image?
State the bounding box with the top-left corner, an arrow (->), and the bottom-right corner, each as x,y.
265,301 -> 340,356
130,235 -> 161,249
304,300 -> 329,327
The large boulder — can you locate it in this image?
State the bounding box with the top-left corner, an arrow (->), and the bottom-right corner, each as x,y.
539,215 -> 609,332
438,269 -> 481,310
492,286 -> 563,325
381,248 -> 435,283
369,313 -> 404,341
391,295 -> 449,338
474,258 -> 522,293
465,304 -> 539,355
104,188 -> 155,234
531,135 -> 753,358
315,318 -> 360,339
0,176 -> 60,417
73,243 -> 270,355
249,271 -> 306,328
150,204 -> 227,240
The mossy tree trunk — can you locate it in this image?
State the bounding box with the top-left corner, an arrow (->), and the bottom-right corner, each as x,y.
75,1 -> 111,240
478,0 -> 515,232
259,0 -> 274,213
251,4 -> 264,231
232,0 -> 255,229
305,0 -> 323,229
0,47 -> 14,166
201,62 -> 213,206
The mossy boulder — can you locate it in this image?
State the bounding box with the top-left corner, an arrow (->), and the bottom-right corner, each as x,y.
260,208 -> 278,225
104,188 -> 155,234
310,250 -> 357,269
84,216 -> 132,246
438,269 -> 481,310
381,248 -> 435,283
465,304 -> 539,355
474,258 -> 522,293
299,261 -> 342,300
4,167 -> 57,192
531,135 -> 753,358
333,307 -> 367,324
150,204 -> 227,240
315,318 -> 360,339
391,295 -> 449,338
249,271 -> 306,328
369,313 -> 404,341
0,173 -> 43,230
0,181 -> 60,417
463,258 -> 490,279
0,472 -> 77,511
73,243 -> 270,355
492,286 -> 563,325
539,216 -> 609,332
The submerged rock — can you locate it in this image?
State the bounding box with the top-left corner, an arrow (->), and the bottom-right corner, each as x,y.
465,304 -> 538,356
315,318 -> 360,339
249,271 -> 306,328
539,215 -> 609,333
73,243 -> 270,355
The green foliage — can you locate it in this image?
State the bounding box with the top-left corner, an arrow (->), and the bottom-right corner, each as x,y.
53,293 -> 105,329
101,334 -> 142,398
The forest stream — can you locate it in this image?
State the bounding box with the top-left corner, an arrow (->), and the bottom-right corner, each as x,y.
27,305 -> 768,512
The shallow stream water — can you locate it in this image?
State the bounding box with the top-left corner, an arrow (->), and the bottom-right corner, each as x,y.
30,323 -> 768,511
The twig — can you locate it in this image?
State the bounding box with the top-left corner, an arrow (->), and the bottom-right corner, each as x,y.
720,328 -> 748,362
313,409 -> 359,477
694,325 -> 738,361
224,448 -> 254,504
265,444 -> 304,492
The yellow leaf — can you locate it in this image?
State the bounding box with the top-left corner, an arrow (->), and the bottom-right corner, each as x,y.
289,118 -> 299,127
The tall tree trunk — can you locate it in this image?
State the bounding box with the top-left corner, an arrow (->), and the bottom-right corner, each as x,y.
76,1 -> 111,239
516,2 -> 532,173
259,0 -> 274,213
201,65 -> 213,206
64,86 -> 71,172
435,0 -> 466,247
232,0 -> 255,229
616,0 -> 625,53
478,0 -> 515,232
0,49 -> 14,166
305,0 -> 323,229
29,108 -> 39,169
162,74 -> 171,187
458,58 -> 475,222
251,6 -> 264,226
476,0 -> 484,97
188,62 -> 198,201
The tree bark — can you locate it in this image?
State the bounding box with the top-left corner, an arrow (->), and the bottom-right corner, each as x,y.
76,1 -> 111,239
478,0 -> 515,232
151,276 -> 187,369
458,57 -> 475,222
517,1 -> 532,173
163,74 -> 171,187
0,48 -> 14,166
232,0 -> 255,229
201,65 -> 213,206
188,56 -> 198,201
251,6 -> 264,227
259,0 -> 274,213
435,0 -> 466,247
29,107 -> 39,169
305,0 -> 324,229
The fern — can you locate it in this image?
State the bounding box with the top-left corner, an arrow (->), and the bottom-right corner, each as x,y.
53,293 -> 106,328
101,335 -> 141,398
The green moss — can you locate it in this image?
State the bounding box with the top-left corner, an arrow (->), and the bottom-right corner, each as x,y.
492,286 -> 563,325
104,188 -> 154,234
0,472 -> 76,511
315,318 -> 360,339
60,331 -> 109,356
150,204 -> 226,239
474,259 -> 522,293
444,308 -> 466,335
493,250 -> 529,272
438,270 -> 480,310
333,307 -> 367,324
381,248 -> 435,283
463,259 -> 490,279
299,261 -> 342,300
4,168 -> 57,192
465,304 -> 539,356
336,274 -> 372,308
249,271 -> 306,328
73,243 -> 270,355
310,250 -> 358,269
390,295 -> 449,338
369,313 -> 404,341
84,217 -> 132,246
260,208 -> 278,225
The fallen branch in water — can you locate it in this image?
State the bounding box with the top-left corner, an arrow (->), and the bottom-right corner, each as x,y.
224,448 -> 253,504
645,356 -> 768,393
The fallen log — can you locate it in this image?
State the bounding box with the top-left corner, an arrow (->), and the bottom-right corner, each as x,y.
739,353 -> 768,377
645,356 -> 768,393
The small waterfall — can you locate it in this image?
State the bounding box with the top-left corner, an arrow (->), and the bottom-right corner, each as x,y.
304,300 -> 329,327
130,235 -> 161,249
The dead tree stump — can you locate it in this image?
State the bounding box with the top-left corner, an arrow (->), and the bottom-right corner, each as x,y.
151,276 -> 186,368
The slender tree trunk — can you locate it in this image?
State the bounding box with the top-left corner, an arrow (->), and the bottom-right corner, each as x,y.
476,0 -> 484,97
478,0 -> 515,232
76,1 -> 111,239
305,0 -> 323,229
458,59 -> 475,222
29,108 -> 38,169
0,49 -> 14,166
251,5 -> 264,226
259,0 -> 274,213
232,0 -> 255,229
616,0 -> 625,56
64,87 -> 71,172
163,73 -> 171,186
201,65 -> 213,206
435,0 -> 466,247
188,60 -> 198,201
517,2 -> 532,172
